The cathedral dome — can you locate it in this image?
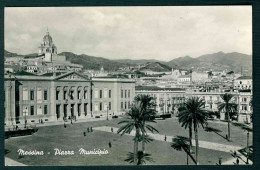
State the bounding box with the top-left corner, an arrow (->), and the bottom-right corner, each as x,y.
42,31 -> 53,45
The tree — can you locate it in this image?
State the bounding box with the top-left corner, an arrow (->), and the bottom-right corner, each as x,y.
171,136 -> 197,165
178,96 -> 208,164
134,94 -> 158,153
177,104 -> 193,147
218,93 -> 238,141
125,151 -> 153,165
117,101 -> 158,165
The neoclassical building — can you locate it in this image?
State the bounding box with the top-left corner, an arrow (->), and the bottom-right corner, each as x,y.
4,72 -> 136,126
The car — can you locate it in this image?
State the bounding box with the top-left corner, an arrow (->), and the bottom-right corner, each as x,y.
112,115 -> 118,119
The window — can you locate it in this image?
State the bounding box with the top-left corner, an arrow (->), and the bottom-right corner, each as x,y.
64,90 -> 67,100
128,90 -> 130,98
44,105 -> 48,115
100,102 -> 102,111
84,103 -> 87,114
121,90 -> 123,98
109,102 -> 111,110
109,90 -> 112,98
84,90 -> 87,99
30,90 -> 34,100
100,90 -> 102,98
78,104 -> 81,116
70,90 -> 74,100
44,90 -> 47,100
56,91 -> 60,100
30,106 -> 34,115
121,102 -> 123,109
78,90 -> 81,99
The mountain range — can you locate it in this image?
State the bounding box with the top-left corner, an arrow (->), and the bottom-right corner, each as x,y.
4,50 -> 252,74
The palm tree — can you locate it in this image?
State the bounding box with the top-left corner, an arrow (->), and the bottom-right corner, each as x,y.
218,93 -> 238,141
117,101 -> 158,165
177,104 -> 193,147
178,96 -> 208,165
232,122 -> 252,164
125,151 -> 153,165
135,94 -> 158,153
171,136 -> 197,165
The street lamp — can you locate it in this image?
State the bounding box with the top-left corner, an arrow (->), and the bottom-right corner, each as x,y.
107,105 -> 109,120
23,107 -> 28,128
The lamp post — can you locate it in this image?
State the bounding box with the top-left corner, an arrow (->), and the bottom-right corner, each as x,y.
23,107 -> 28,128
246,131 -> 249,164
107,105 -> 109,120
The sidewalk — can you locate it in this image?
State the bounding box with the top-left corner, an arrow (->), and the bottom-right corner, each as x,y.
5,157 -> 26,166
94,126 -> 243,153
5,116 -> 118,131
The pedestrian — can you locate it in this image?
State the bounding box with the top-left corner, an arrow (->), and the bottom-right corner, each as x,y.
111,127 -> 113,133
108,141 -> 112,148
83,132 -> 86,136
219,158 -> 222,165
164,135 -> 167,141
236,158 -> 239,165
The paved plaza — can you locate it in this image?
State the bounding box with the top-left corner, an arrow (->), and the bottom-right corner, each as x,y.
5,117 -> 252,166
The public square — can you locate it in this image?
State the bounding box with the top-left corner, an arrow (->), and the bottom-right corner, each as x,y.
5,117 -> 253,166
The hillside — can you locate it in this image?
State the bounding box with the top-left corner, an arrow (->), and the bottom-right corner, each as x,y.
140,62 -> 172,72
114,59 -> 167,65
167,56 -> 199,68
59,52 -> 131,71
166,51 -> 252,74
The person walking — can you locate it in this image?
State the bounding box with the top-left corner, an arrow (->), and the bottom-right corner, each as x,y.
236,158 -> 239,165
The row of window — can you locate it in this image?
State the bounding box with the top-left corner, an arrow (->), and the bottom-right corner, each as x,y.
121,90 -> 131,98
24,90 -> 48,101
94,102 -> 112,111
97,90 -> 112,99
24,105 -> 48,116
121,101 -> 131,110
56,90 -> 88,100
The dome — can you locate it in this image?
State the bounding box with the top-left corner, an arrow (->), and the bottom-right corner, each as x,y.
42,31 -> 53,45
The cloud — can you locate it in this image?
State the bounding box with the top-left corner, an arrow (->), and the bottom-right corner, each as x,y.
5,6 -> 252,61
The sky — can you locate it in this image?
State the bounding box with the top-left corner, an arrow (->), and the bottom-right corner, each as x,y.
5,6 -> 252,61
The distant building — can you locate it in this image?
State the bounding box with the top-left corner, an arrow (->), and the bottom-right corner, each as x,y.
191,71 -> 209,82
177,75 -> 191,83
234,76 -> 252,90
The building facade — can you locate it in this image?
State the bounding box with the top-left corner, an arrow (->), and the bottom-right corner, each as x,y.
5,72 -> 91,126
4,72 -> 136,126
135,86 -> 252,123
91,78 -> 135,117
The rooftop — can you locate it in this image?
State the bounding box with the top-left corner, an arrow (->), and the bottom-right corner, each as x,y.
236,76 -> 252,80
135,86 -> 185,91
